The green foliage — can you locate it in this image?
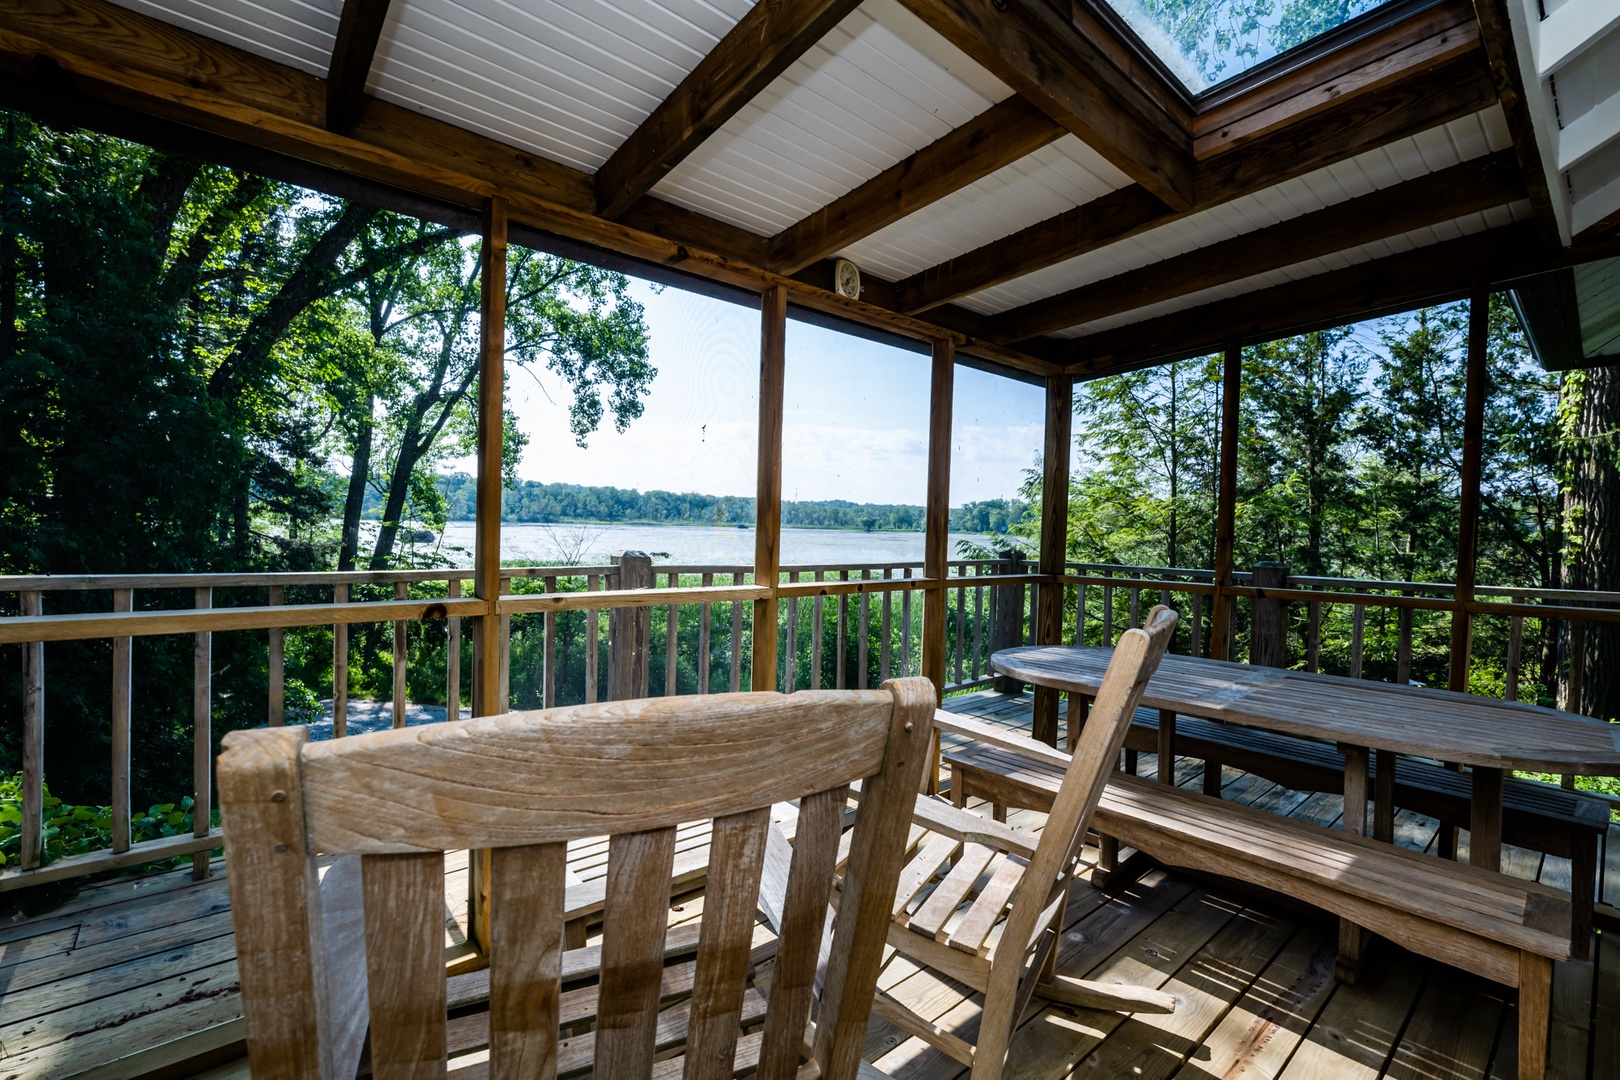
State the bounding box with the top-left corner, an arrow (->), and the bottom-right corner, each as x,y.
0,774 -> 213,870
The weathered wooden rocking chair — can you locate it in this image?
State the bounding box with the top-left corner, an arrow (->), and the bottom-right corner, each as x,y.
868,606 -> 1178,1079
219,680 -> 934,1080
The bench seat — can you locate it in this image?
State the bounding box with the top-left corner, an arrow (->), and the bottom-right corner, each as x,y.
1104,706 -> 1605,955
945,744 -> 1571,1080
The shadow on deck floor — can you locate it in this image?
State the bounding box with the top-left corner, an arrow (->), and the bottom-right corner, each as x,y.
0,690 -> 1614,1079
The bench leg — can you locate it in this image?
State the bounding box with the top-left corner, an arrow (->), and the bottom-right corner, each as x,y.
1203,759 -> 1222,798
1519,951 -> 1551,1080
1157,710 -> 1177,787
1335,920 -> 1365,985
1572,832 -> 1596,962
1124,749 -> 1138,776
951,772 -> 966,808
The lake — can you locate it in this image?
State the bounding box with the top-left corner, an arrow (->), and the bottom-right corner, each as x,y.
432,521 -> 1004,566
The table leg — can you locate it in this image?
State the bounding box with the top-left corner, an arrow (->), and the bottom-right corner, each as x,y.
1470,766 -> 1504,873
1067,692 -> 1090,752
1373,749 -> 1395,844
1157,709 -> 1177,787
1337,744 -> 1371,984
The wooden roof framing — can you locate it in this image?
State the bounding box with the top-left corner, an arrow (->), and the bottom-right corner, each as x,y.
1,0 -> 1615,381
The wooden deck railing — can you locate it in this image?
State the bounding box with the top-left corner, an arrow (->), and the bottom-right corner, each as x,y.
6,551 -> 1616,890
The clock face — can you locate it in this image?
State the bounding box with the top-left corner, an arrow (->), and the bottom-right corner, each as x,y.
835,260 -> 860,298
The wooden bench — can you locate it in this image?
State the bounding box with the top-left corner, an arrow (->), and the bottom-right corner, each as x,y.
942,741 -> 1572,1080
1105,707 -> 1606,958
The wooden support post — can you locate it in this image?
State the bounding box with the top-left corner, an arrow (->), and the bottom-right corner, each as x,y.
1449,280 -> 1489,695
111,588 -> 132,853
393,580 -> 408,728
267,585 -> 285,727
1373,749 -> 1395,844
922,337 -> 956,792
20,591 -> 43,871
1306,600 -> 1321,674
1249,562 -> 1288,668
1506,595 -> 1523,702
193,586 -> 212,880
1033,374 -> 1073,747
586,573 -> 601,703
1211,343 -> 1240,662
1470,765 -> 1504,873
333,583 -> 349,738
446,577 -> 461,721
753,285 -> 787,691
470,196 -> 508,954
609,552 -> 654,700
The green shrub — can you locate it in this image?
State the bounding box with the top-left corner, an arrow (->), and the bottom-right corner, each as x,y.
0,773 -> 213,870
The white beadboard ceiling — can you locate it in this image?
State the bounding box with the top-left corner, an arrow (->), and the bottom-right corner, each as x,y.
108,0 -> 340,76
1057,200 -> 1532,338
960,106 -> 1514,320
648,0 -> 1012,237
368,0 -> 753,174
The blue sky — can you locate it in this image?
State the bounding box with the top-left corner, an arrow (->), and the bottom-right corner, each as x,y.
499,278 -> 1047,506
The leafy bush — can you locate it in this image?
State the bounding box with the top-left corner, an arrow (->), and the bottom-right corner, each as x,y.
0,773 -> 211,870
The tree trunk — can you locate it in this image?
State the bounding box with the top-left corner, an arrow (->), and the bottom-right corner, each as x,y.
340,392 -> 374,571
1562,367 -> 1620,721
369,416 -> 424,571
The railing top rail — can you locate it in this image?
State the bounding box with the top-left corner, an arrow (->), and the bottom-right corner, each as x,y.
1066,563 -> 1218,579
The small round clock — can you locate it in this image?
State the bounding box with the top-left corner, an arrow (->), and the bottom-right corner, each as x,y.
834,258 -> 861,299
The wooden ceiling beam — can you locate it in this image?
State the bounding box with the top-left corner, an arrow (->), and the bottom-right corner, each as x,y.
990,149 -> 1526,342
766,95 -> 1063,275
592,0 -> 861,220
0,0 -> 1060,379
897,0 -> 1194,210
893,49 -> 1498,315
325,0 -> 392,133
1472,0 -> 1562,248
1063,222 -> 1544,377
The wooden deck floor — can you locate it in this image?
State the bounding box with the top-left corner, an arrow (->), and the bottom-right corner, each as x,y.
0,690 -> 1615,1079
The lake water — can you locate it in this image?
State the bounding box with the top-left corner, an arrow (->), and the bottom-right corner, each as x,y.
432,521 -> 1001,566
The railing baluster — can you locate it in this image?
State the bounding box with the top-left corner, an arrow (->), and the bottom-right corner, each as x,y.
193,586 -> 212,880
859,569 -> 871,690
268,585 -> 285,727
586,573 -> 599,704
1568,619 -> 1586,714
20,590 -> 43,871
393,581 -> 408,728
545,574 -> 559,708
1396,594 -> 1413,686
730,570 -> 743,693
879,568 -> 892,683
447,578 -> 462,722
1307,599 -> 1321,674
971,570 -> 983,680
112,588 -> 132,853
1076,577 -> 1086,648
498,572 -> 511,712
1130,587 -> 1141,630
1190,591 -> 1203,658
1506,594 -> 1523,702
784,571 -> 798,692
837,571 -> 848,689
665,571 -> 679,696
901,567 -> 913,677
1350,597 -> 1365,680
811,570 -> 823,690
333,583 -> 348,738
1103,583 -> 1114,645
954,570 -> 966,684
698,572 -> 713,694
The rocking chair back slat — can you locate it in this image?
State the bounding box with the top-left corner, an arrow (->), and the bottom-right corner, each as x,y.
487,842 -> 566,1079
595,827 -> 681,1078
361,852 -> 448,1080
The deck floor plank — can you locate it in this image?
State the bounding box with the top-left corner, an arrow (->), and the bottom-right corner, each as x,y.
0,691 -> 1607,1078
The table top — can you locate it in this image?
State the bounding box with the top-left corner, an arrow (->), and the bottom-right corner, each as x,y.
991,645 -> 1620,774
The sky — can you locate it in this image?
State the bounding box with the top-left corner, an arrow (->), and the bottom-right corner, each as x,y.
483,277 -> 1048,506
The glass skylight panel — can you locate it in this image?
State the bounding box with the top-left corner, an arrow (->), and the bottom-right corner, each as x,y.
1100,0 -> 1400,95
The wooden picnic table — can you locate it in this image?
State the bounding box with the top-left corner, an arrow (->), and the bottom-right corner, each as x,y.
990,645 -> 1620,874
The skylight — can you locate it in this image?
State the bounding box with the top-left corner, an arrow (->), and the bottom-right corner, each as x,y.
1099,0 -> 1401,95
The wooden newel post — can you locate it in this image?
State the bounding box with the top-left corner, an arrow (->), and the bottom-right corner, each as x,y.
1250,562 -> 1289,668
1211,343 -> 1241,663
1034,373 -> 1073,746
609,551 -> 654,700
991,549 -> 1027,694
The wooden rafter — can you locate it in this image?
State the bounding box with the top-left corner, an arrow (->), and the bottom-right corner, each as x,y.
592,0 -> 862,220
766,96 -> 1063,275
897,0 -> 1194,210
1472,0 -> 1562,248
893,50 -> 1498,314
325,0 -> 392,133
0,0 -> 1061,379
990,150 -> 1526,342
1064,222 -> 1545,376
